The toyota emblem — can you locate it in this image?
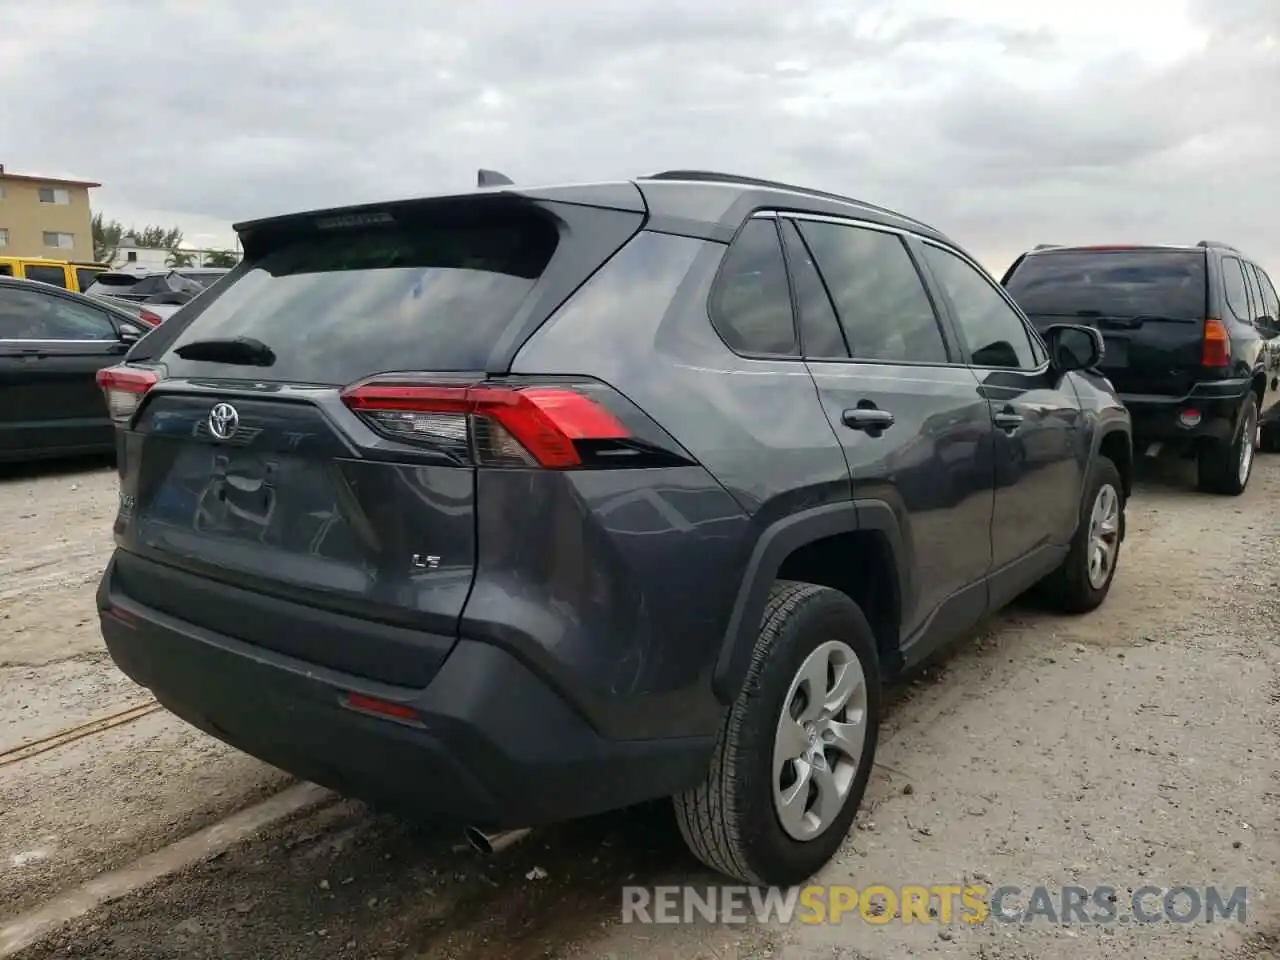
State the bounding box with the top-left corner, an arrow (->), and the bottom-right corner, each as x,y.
208,402 -> 240,441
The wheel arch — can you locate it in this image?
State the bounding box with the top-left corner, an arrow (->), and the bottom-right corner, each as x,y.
1095,426 -> 1134,499
711,500 -> 909,703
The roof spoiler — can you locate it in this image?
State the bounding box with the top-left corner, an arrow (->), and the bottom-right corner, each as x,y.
478,169 -> 514,187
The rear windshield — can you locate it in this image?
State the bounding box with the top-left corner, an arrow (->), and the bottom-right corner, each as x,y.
157,215 -> 558,384
177,271 -> 225,288
1004,249 -> 1207,320
90,274 -> 143,289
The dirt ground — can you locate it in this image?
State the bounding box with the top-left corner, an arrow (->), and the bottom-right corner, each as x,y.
1,453 -> 1277,960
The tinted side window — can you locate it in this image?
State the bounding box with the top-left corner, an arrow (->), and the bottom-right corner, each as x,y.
921,243 -> 1038,370
709,218 -> 797,356
1255,267 -> 1280,321
779,220 -> 847,358
1242,260 -> 1263,319
25,265 -> 68,288
75,267 -> 100,292
0,288 -> 117,340
797,221 -> 947,363
1222,257 -> 1251,321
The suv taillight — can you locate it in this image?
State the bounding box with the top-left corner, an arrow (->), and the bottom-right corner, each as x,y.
137,308 -> 163,326
1202,318 -> 1231,368
340,379 -> 630,468
96,365 -> 159,423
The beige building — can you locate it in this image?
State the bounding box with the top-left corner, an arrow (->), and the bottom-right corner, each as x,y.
0,163 -> 100,262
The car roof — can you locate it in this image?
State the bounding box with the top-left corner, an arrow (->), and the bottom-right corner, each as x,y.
0,275 -> 141,318
233,170 -> 955,250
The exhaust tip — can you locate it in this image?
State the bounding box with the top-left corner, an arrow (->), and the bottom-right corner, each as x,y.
464,825 -> 495,855
464,825 -> 531,855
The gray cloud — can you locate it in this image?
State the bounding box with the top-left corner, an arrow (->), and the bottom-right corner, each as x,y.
1,0 -> 1277,272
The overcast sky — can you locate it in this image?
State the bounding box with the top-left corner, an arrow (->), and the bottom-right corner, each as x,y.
2,0 -> 1275,271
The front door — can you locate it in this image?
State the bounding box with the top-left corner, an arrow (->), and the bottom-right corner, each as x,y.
782,215 -> 996,649
916,240 -> 1085,596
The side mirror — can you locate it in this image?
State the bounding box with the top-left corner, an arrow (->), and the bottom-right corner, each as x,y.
118,324 -> 143,343
1045,323 -> 1103,372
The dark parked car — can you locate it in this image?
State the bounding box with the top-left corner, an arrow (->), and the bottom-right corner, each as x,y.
0,277 -> 150,462
1002,242 -> 1280,494
94,171 -> 1132,885
84,268 -> 230,324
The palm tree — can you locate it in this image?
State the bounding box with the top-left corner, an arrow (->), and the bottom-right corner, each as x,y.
202,249 -> 240,268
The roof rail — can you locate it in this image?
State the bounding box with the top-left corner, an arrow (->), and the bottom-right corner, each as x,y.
477,169 -> 514,187
1032,244 -> 1059,251
1196,240 -> 1241,253
639,169 -> 937,233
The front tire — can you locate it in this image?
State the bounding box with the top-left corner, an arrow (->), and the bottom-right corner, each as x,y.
1036,456 -> 1125,614
674,581 -> 881,886
1197,395 -> 1257,495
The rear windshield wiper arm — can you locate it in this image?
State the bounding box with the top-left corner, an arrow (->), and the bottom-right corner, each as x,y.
173,336 -> 276,366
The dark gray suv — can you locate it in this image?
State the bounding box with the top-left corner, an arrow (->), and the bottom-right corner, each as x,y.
95,171 -> 1132,885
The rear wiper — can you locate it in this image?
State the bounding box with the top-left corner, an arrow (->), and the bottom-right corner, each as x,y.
173,336 -> 276,366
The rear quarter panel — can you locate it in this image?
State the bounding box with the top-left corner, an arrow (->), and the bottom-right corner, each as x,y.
506,230 -> 851,736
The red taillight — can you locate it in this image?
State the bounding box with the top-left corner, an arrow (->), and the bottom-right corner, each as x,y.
1202,318 -> 1231,368
340,380 -> 630,468
137,308 -> 162,326
96,365 -> 159,423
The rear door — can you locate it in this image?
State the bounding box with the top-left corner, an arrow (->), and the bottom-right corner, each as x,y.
919,240 -> 1085,583
1003,248 -> 1208,397
108,194 -> 645,686
786,215 -> 996,641
1245,262 -> 1280,417
0,284 -> 128,455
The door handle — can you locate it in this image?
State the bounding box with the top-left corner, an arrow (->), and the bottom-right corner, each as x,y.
842,408 -> 895,433
994,410 -> 1024,432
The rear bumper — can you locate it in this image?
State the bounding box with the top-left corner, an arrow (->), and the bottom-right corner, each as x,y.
97,555 -> 714,828
1121,379 -> 1250,445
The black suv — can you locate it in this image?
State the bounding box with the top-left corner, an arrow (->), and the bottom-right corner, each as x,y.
1002,242 -> 1280,495
95,171 -> 1132,886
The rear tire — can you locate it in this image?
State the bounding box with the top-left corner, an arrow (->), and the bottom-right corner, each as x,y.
673,581 -> 881,886
1197,396 -> 1257,495
1036,456 -> 1124,614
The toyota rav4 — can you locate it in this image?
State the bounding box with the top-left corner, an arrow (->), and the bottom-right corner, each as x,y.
95,170 -> 1133,885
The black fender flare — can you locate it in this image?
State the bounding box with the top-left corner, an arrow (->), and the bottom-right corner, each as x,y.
711,499 -> 909,704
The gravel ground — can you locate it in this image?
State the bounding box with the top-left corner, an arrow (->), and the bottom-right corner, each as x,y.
1,453 -> 1277,960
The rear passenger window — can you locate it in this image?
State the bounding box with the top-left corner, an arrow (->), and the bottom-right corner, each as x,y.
710,218 -> 797,356
1256,267 -> 1280,321
779,220 -> 847,358
920,243 -> 1039,370
24,265 -> 67,288
1222,258 -> 1251,321
1243,261 -> 1263,319
796,221 -> 948,363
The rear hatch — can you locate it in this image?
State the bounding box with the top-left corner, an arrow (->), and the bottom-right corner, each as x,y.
103,189 -> 645,684
1003,247 -> 1209,396
87,271 -> 148,300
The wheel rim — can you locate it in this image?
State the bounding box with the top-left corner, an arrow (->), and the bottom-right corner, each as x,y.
1239,407 -> 1257,487
772,640 -> 867,842
1087,483 -> 1121,590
